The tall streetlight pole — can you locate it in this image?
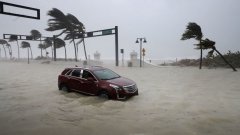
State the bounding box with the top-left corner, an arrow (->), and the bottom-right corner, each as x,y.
135,38 -> 147,67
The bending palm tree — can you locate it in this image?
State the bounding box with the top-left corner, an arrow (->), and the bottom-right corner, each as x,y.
197,38 -> 237,71
9,35 -> 20,59
46,8 -> 85,61
0,39 -> 8,58
44,37 -> 54,60
38,43 -> 45,58
181,22 -> 203,69
55,38 -> 67,61
30,30 -> 43,57
66,13 -> 86,60
21,41 -> 33,60
6,43 -> 12,59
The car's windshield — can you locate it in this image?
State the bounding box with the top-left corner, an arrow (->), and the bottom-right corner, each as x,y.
93,69 -> 120,80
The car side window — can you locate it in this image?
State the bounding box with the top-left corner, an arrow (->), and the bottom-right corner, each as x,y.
82,70 -> 94,80
65,69 -> 72,76
71,70 -> 81,77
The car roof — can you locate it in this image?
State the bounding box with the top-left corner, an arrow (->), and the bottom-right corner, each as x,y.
66,66 -> 106,71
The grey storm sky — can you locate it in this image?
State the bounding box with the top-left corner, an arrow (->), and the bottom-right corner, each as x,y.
0,0 -> 240,60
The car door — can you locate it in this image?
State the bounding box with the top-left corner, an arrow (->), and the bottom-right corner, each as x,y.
80,70 -> 98,95
68,69 -> 83,91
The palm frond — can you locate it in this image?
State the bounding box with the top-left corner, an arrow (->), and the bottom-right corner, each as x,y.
8,35 -> 18,42
30,29 -> 41,39
21,41 -> 30,48
181,22 -> 203,41
55,38 -> 66,49
0,39 -> 8,44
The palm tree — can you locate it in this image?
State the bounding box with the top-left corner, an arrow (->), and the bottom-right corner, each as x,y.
46,8 -> 85,61
0,39 -> 7,58
55,38 -> 67,61
38,43 -> 45,58
21,41 -> 33,60
44,37 -> 54,59
9,35 -> 20,59
6,43 -> 12,59
65,13 -> 86,60
30,29 -> 43,57
197,38 -> 237,71
181,22 -> 203,69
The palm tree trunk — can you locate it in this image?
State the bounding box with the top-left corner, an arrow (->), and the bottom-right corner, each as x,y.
214,48 -> 237,71
51,45 -> 53,60
83,38 -> 87,60
72,38 -> 78,62
64,46 -> 67,61
29,47 -> 33,59
76,43 -> 79,58
199,40 -> 202,69
7,47 -> 11,59
9,45 -> 12,59
27,48 -> 30,64
41,48 -> 43,58
2,45 -> 7,58
40,38 -> 43,58
17,40 -> 20,59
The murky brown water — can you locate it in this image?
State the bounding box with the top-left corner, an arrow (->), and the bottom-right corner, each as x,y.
0,61 -> 240,135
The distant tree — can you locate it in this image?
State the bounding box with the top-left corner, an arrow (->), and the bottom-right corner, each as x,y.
6,43 -> 12,59
38,43 -> 45,58
21,41 -> 33,60
46,8 -> 86,61
65,13 -> 86,60
30,29 -> 43,57
181,22 -> 203,69
197,38 -> 237,71
9,35 -> 20,59
0,39 -> 7,58
43,37 -> 54,59
55,38 -> 67,61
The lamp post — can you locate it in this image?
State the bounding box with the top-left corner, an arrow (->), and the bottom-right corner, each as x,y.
135,38 -> 147,67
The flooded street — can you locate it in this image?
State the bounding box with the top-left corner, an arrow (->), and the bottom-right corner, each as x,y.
0,61 -> 240,135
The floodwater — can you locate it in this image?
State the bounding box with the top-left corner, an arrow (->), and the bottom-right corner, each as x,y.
0,61 -> 240,135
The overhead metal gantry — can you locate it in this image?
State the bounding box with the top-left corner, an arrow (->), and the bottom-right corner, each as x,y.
3,26 -> 119,66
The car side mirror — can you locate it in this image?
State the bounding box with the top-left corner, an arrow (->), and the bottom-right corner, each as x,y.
87,77 -> 95,82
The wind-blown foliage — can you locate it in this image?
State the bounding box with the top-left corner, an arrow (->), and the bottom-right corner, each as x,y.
30,30 -> 42,40
0,39 -> 7,58
196,38 -> 237,71
43,37 -> 54,59
30,29 -> 44,58
55,38 -> 67,61
9,35 -> 20,59
38,43 -> 45,58
181,22 -> 203,41
46,8 -> 86,61
21,41 -> 33,59
171,51 -> 240,70
6,43 -> 12,59
181,22 -> 203,69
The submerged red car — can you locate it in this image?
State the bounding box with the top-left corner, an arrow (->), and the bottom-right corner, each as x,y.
58,66 -> 138,100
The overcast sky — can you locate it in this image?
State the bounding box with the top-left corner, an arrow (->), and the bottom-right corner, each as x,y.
0,0 -> 240,60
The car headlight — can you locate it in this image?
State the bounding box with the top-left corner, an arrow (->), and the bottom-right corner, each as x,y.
109,84 -> 121,91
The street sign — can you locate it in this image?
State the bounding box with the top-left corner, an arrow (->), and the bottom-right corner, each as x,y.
87,32 -> 93,37
0,1 -> 40,19
102,29 -> 112,35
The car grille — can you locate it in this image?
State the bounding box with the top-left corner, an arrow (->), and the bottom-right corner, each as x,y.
123,84 -> 137,93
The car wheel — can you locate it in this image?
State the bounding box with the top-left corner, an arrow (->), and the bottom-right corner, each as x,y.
60,84 -> 70,92
99,91 -> 109,99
